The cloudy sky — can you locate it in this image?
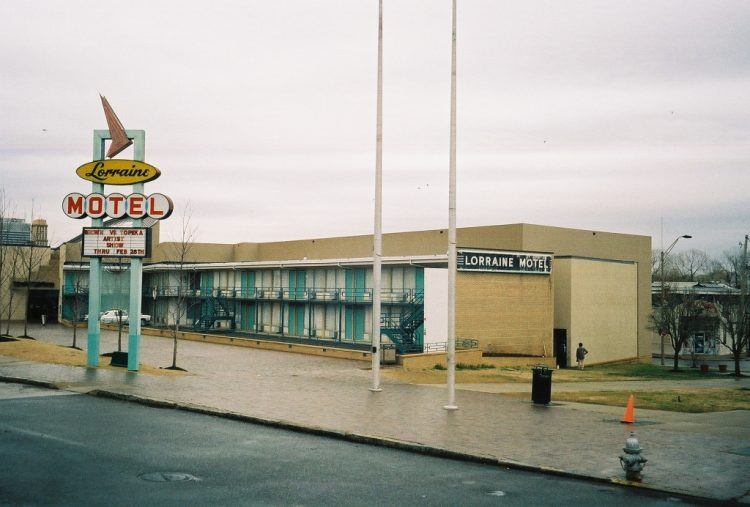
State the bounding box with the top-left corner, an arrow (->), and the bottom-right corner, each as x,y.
1,1 -> 748,256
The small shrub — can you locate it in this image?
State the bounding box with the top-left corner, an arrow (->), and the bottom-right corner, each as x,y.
433,363 -> 446,370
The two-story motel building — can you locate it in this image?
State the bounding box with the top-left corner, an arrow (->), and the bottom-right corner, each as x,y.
59,223 -> 651,367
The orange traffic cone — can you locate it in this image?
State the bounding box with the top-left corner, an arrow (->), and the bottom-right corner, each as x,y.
621,394 -> 636,424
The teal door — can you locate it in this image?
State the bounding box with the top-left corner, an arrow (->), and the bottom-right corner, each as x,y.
287,304 -> 305,336
288,270 -> 306,299
240,302 -> 255,331
200,272 -> 213,295
345,306 -> 366,341
240,271 -> 255,298
414,267 -> 424,343
64,271 -> 76,293
345,268 -> 366,301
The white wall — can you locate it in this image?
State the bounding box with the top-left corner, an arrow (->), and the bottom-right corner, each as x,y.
424,268 -> 448,344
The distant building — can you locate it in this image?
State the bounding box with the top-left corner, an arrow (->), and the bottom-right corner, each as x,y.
0,217 -> 48,247
0,218 -> 31,245
651,281 -> 743,357
0,217 -> 57,323
31,219 -> 48,247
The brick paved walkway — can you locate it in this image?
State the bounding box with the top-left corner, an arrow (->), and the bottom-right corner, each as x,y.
1,324 -> 748,502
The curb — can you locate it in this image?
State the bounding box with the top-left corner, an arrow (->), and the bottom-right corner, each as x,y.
0,376 -> 60,390
0,375 -> 732,505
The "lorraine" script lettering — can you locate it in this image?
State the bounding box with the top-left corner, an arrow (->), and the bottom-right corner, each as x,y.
75,159 -> 161,185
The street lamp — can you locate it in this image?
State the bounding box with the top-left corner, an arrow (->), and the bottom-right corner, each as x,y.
659,234 -> 691,365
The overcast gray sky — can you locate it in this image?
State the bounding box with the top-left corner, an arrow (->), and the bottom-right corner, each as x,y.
1,0 -> 748,256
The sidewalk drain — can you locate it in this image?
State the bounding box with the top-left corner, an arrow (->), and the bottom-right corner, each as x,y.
138,472 -> 198,482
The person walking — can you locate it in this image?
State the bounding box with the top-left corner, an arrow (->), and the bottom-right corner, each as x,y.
576,342 -> 588,370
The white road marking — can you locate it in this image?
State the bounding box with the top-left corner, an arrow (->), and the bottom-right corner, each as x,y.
0,423 -> 89,448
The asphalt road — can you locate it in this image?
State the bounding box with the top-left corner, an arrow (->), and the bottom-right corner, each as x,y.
0,383 -> 695,506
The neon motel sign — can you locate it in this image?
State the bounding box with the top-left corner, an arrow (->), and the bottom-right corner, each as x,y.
63,192 -> 173,220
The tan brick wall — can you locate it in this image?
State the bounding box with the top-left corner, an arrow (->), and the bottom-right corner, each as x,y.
552,259 -> 572,331
567,258 -> 638,365
520,224 -> 650,360
456,271 -> 553,355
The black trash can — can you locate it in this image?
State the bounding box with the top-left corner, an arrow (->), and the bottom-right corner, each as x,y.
531,365 -> 552,405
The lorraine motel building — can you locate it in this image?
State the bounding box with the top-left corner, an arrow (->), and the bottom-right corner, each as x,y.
47,221 -> 652,367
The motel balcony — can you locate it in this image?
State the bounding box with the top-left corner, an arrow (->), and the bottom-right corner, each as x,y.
142,286 -> 423,305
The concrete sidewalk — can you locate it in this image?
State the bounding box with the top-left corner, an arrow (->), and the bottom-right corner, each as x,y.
1,324 -> 748,503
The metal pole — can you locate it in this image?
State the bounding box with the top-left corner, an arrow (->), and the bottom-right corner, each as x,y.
444,0 -> 458,411
660,250 -> 665,365
660,234 -> 691,367
370,0 -> 384,392
743,235 -> 748,357
127,131 -> 146,371
86,135 -> 105,367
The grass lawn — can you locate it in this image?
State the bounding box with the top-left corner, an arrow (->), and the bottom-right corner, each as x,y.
503,387 -> 750,413
382,362 -> 730,385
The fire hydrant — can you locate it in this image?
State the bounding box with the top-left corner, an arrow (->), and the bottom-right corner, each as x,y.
619,432 -> 648,481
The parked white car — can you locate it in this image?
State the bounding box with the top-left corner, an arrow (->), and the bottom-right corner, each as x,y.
85,309 -> 151,325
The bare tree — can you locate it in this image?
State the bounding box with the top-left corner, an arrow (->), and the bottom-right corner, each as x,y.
673,249 -> 710,282
652,248 -> 681,281
0,190 -> 17,339
717,299 -> 749,376
18,241 -> 48,339
164,205 -> 197,371
3,246 -> 20,337
717,247 -> 743,287
68,267 -> 86,349
651,289 -> 713,371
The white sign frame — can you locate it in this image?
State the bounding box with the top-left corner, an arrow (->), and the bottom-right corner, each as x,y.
81,227 -> 150,258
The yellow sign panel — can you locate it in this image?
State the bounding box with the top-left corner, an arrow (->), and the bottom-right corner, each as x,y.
75,160 -> 161,185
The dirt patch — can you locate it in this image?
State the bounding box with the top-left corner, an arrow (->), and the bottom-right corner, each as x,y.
0,339 -> 187,377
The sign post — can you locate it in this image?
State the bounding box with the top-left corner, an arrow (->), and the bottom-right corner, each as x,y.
66,99 -> 172,371
128,132 -> 145,371
87,129 -> 147,369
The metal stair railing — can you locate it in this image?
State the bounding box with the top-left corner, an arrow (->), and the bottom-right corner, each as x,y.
193,292 -> 236,331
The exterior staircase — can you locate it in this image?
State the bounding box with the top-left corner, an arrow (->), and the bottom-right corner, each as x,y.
380,291 -> 424,354
193,293 -> 235,331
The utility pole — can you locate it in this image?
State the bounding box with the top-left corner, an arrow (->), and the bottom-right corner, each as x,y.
743,235 -> 748,357
660,249 -> 666,366
659,234 -> 691,366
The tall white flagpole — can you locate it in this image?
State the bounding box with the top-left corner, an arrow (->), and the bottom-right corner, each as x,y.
444,0 -> 458,411
370,0 -> 384,392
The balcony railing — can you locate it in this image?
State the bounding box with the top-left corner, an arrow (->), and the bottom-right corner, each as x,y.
142,286 -> 424,304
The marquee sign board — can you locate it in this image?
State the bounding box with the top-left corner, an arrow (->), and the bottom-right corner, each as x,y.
81,227 -> 150,258
457,248 -> 552,275
62,192 -> 173,220
75,159 -> 161,185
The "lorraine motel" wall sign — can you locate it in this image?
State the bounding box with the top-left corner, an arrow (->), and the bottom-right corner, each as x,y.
457,248 -> 552,275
